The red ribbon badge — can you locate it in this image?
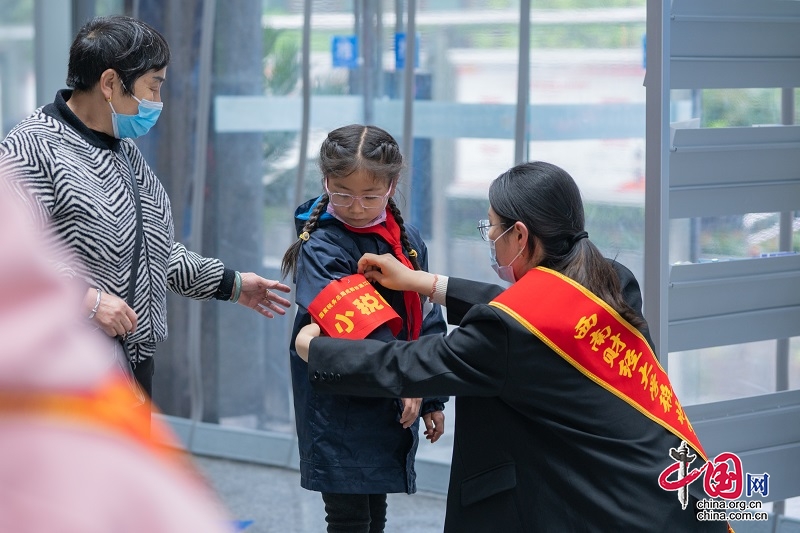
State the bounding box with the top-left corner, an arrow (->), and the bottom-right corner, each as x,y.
308,274 -> 402,339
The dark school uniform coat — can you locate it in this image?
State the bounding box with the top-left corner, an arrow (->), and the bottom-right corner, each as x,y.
290,197 -> 448,495
308,262 -> 728,532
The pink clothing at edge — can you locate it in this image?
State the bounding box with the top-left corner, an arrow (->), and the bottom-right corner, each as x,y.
0,182 -> 233,533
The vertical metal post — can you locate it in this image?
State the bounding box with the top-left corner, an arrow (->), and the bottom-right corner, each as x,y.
395,0 -> 404,100
771,86 -> 796,519
185,0 -> 216,449
284,0 -> 313,466
352,0 -> 361,106
429,28 -> 451,274
376,1 -> 384,99
362,0 -> 374,124
34,0 -> 71,108
643,0 -> 671,366
71,0 -> 95,34
689,90 -> 702,263
775,86 -> 795,393
399,0 -> 416,210
293,0 -> 312,219
514,0 -> 530,165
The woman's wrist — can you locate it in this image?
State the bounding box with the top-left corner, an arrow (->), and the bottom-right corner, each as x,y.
213,268 -> 236,301
296,329 -> 313,362
87,287 -> 102,319
428,274 -> 448,305
230,271 -> 242,303
416,271 -> 447,304
411,271 -> 434,297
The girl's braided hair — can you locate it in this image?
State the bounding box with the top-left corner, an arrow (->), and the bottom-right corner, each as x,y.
281,124 -> 419,279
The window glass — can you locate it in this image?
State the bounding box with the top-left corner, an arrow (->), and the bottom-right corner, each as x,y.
0,0 -> 35,137
203,0 -> 651,451
667,85 -> 799,404
670,337 -> 800,405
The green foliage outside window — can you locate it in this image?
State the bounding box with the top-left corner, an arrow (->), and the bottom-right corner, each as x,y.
701,89 -> 782,128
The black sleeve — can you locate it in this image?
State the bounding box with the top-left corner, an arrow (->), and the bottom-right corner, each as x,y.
444,278 -> 506,325
308,304 -> 509,399
213,268 -> 236,301
610,260 -> 643,315
610,260 -> 657,352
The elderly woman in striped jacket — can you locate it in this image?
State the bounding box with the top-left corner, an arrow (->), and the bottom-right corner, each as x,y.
0,15 -> 291,415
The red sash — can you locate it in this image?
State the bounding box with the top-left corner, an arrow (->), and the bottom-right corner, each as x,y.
0,376 -> 178,459
489,267 -> 707,460
309,273 -> 403,339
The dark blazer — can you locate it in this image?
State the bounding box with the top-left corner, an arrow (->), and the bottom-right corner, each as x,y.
308,262 -> 727,532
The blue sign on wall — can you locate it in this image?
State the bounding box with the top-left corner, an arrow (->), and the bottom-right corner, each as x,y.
642,33 -> 646,69
332,35 -> 358,69
394,32 -> 420,70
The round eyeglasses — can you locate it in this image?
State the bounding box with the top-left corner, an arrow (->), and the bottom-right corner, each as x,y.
477,219 -> 506,241
325,181 -> 391,210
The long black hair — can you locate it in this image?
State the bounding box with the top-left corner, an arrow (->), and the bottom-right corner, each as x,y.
489,161 -> 646,329
281,124 -> 419,279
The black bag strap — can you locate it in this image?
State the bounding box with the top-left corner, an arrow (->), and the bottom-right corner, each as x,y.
118,146 -> 144,368
121,146 -> 143,309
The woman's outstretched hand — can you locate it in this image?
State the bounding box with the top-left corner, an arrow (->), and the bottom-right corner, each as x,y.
295,322 -> 321,362
357,253 -> 434,295
238,272 -> 292,318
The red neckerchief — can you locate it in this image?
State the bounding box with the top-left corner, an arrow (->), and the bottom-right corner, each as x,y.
345,209 -> 422,340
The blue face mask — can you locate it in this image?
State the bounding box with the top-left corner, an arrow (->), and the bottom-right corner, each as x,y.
489,224 -> 525,283
108,94 -> 163,139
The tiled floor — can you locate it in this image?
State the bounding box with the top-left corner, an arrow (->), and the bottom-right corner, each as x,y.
193,455 -> 447,533
194,453 -> 800,533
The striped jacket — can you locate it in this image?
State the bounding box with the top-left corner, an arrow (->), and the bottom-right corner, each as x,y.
0,90 -> 230,361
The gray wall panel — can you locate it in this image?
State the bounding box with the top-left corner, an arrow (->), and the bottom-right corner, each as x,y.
689,391 -> 800,502
669,127 -> 800,217
668,257 -> 800,351
670,183 -> 800,219
669,307 -> 800,352
669,257 -> 800,321
671,59 -> 800,90
670,0 -> 800,89
648,0 -> 800,505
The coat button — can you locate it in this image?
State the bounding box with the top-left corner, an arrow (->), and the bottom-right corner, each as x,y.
334,373 -> 341,382
321,372 -> 328,381
313,371 -> 320,380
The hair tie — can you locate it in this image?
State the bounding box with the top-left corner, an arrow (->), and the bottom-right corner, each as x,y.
408,249 -> 418,258
299,231 -> 310,242
571,231 -> 589,245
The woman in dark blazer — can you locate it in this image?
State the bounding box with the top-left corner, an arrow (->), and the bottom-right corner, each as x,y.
296,161 -> 729,533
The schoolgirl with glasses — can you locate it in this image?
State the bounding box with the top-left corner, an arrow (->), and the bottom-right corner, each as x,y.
281,124 -> 447,533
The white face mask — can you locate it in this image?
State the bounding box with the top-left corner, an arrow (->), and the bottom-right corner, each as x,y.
489,224 -> 525,283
